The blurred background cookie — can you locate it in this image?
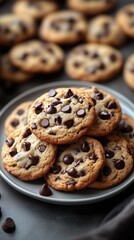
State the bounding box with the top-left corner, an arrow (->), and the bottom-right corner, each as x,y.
124,54 -> 134,90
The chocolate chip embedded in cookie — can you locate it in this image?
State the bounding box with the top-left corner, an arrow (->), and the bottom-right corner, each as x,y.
0,14 -> 36,46
12,0 -> 58,21
84,86 -> 122,137
89,135 -> 134,189
9,40 -> 64,73
116,4 -> 134,39
87,15 -> 126,47
124,54 -> 134,90
67,0 -> 116,16
28,88 -> 95,144
45,136 -> 105,191
2,126 -> 57,181
65,43 -> 123,83
5,101 -> 32,136
39,10 -> 87,44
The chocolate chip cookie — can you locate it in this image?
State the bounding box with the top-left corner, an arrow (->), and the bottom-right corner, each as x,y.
39,10 -> 87,44
28,88 -> 95,144
12,0 -> 58,21
5,101 -> 32,136
45,136 -> 105,191
84,86 -> 122,137
0,14 -> 36,46
0,54 -> 32,83
124,54 -> 134,90
67,0 -> 116,16
65,43 -> 123,83
87,15 -> 126,47
9,40 -> 64,73
116,4 -> 134,39
2,126 -> 57,181
89,135 -> 133,189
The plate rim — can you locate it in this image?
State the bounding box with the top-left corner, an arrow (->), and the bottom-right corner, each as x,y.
0,80 -> 134,205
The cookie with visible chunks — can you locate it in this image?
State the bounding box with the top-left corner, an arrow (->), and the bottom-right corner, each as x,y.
2,126 -> 57,181
9,40 -> 64,73
89,135 -> 133,189
0,54 -> 32,83
39,10 -> 87,45
5,102 -> 32,136
28,88 -> 95,144
65,43 -> 123,83
87,15 -> 126,47
67,0 -> 116,16
124,54 -> 134,90
114,114 -> 134,154
84,86 -> 122,137
12,0 -> 58,21
0,14 -> 36,46
45,136 -> 105,191
116,4 -> 134,39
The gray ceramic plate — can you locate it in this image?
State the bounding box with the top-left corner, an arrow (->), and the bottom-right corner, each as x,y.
0,81 -> 134,205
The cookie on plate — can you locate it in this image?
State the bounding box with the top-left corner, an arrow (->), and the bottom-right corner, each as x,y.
12,0 -> 58,21
65,43 -> 123,83
9,40 -> 64,73
28,88 -> 95,144
87,15 -> 126,47
84,86 -> 122,137
89,135 -> 134,189
0,54 -> 32,83
5,101 -> 32,136
45,136 -> 105,191
2,126 -> 57,181
116,4 -> 134,39
67,0 -> 116,16
0,14 -> 36,46
124,54 -> 134,90
39,10 -> 87,45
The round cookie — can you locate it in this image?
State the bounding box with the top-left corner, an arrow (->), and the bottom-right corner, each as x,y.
65,43 -> 123,83
12,0 -> 58,21
87,15 -> 126,47
84,86 -> 122,137
39,10 -> 87,45
0,14 -> 36,46
0,54 -> 32,83
9,40 -> 64,73
67,0 -> 116,16
28,88 -> 95,144
114,114 -> 134,154
116,4 -> 134,39
1,126 -> 57,181
89,135 -> 134,189
45,136 -> 105,191
124,54 -> 134,90
5,101 -> 32,136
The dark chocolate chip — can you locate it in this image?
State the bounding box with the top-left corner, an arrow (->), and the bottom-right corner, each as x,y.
73,61 -> 81,68
39,183 -> 52,196
105,150 -> 114,158
64,89 -> 74,98
75,158 -> 83,167
17,109 -> 24,115
97,61 -> 106,70
30,123 -> 37,129
95,92 -> 104,100
106,100 -> 117,109
87,103 -> 92,110
76,109 -> 86,117
10,119 -> 19,127
40,118 -> 49,128
102,166 -> 111,176
25,155 -> 39,169
55,115 -> 62,125
2,217 -> 16,233
22,142 -> 31,151
34,102 -> 43,114
23,128 -> 32,138
52,98 -> 62,106
40,58 -> 48,64
66,179 -> 76,185
120,124 -> 133,133
81,141 -> 90,152
78,97 -> 83,103
61,105 -> 71,113
6,138 -> 14,147
114,159 -> 125,170
68,168 -> 78,178
55,176 -> 61,181
50,165 -> 61,174
64,119 -> 74,128
89,152 -> 98,161
89,51 -> 99,58
91,98 -> 96,106
9,148 -> 17,157
18,53 -> 29,60
46,104 -> 56,114
79,170 -> 86,176
49,89 -> 57,97
109,53 -> 117,62
99,111 -> 111,120
86,65 -> 97,74
127,145 -> 133,155
38,145 -> 46,152
63,155 -> 74,165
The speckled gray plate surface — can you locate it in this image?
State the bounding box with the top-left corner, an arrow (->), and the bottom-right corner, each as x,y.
0,81 -> 134,205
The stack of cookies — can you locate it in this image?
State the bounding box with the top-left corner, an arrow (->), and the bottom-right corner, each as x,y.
2,87 -> 134,194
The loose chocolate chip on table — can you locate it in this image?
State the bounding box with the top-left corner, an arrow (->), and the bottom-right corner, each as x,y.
81,141 -> 90,152
38,145 -> 46,152
34,102 -> 43,114
6,138 -> 14,147
68,167 -> 78,178
10,119 -> 19,127
40,118 -> 49,128
22,142 -> 31,151
106,100 -> 117,109
63,119 -> 74,128
49,89 -> 57,97
23,128 -> 32,138
2,217 -> 16,233
46,104 -> 56,114
39,183 -> 52,196
63,155 -> 74,165
9,148 -> 17,157
102,165 -> 112,176
105,149 -> 114,158
114,159 -> 125,170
